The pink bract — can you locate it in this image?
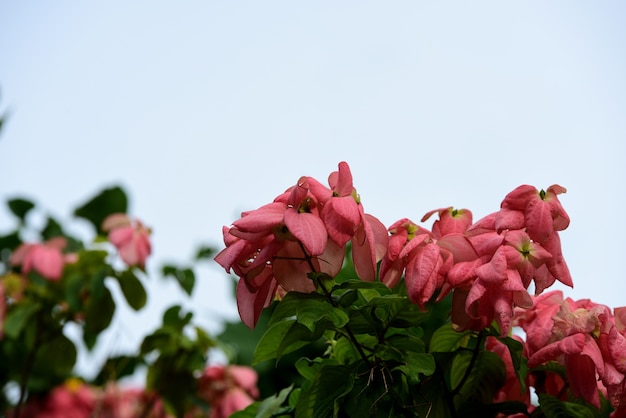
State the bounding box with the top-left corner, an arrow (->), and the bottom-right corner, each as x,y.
102,213 -> 152,268
198,365 -> 259,418
10,237 -> 69,281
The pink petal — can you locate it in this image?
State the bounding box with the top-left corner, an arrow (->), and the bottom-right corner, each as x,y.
525,197 -> 554,243
102,213 -> 131,232
332,161 -> 355,197
437,233 -> 477,263
233,202 -> 286,233
236,271 -> 277,329
405,243 -> 441,307
501,185 -> 537,211
283,209 -> 327,256
31,245 -> 64,280
322,196 -> 360,246
565,353 -> 601,407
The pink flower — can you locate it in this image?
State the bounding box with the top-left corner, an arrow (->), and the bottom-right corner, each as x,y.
102,213 -> 152,268
309,162 -> 389,281
500,184 -> 570,244
96,383 -> 167,418
215,177 -> 341,328
198,365 -> 259,418
520,294 -> 616,408
10,237 -> 70,281
215,162 -> 386,328
10,379 -> 96,418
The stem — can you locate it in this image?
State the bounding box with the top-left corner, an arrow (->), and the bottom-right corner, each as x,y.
297,242 -> 373,368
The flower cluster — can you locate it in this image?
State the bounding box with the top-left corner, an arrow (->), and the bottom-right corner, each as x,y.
515,291 -> 626,416
215,161 -> 626,416
215,162 -> 388,328
216,162 -> 572,337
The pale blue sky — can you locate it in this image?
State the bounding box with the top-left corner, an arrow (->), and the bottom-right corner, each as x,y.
1,2 -> 625,376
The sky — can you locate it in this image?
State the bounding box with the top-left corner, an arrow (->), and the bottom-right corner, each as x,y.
1,2 -> 625,378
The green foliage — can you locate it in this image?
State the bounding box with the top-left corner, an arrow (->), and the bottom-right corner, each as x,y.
7,198 -> 35,223
141,305 -> 215,418
115,269 -> 148,310
162,264 -> 196,296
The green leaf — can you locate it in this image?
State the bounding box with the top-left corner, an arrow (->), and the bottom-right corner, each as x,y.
295,365 -> 354,418
116,270 -> 147,310
394,352 -> 436,384
41,216 -> 64,240
7,198 -> 35,222
83,285 -> 115,349
33,333 -> 77,380
3,302 -> 41,339
332,337 -> 361,365
249,316 -> 289,365
499,335 -> 528,392
231,385 -> 294,418
450,350 -> 506,406
162,304 -> 193,330
538,394 -> 595,418
296,298 -> 349,332
93,355 -> 142,385
194,245 -> 215,261
162,265 -> 196,296
253,320 -> 307,365
333,280 -> 392,298
429,323 -> 471,353
269,292 -> 319,326
0,230 -> 21,251
74,186 -> 128,234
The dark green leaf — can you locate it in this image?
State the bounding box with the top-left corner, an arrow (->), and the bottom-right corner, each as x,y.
33,333 -> 77,379
162,265 -> 196,296
93,355 -> 142,385
74,186 -> 128,234
3,302 -> 41,339
270,292 -> 322,326
429,323 -> 471,353
194,245 -> 215,261
450,350 -> 506,406
162,304 -> 193,330
253,320 -> 297,365
296,298 -> 348,332
41,216 -> 64,240
231,385 -> 294,418
538,394 -> 595,418
295,365 -> 354,418
499,335 -> 528,392
7,198 -> 35,222
83,286 -> 115,349
116,269 -> 147,310
0,231 -> 21,252
394,352 -> 436,384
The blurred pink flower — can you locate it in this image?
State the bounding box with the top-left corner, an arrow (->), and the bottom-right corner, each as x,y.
10,379 -> 96,418
95,383 -> 167,418
102,213 -> 152,268
10,237 -> 70,281
198,365 -> 259,418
